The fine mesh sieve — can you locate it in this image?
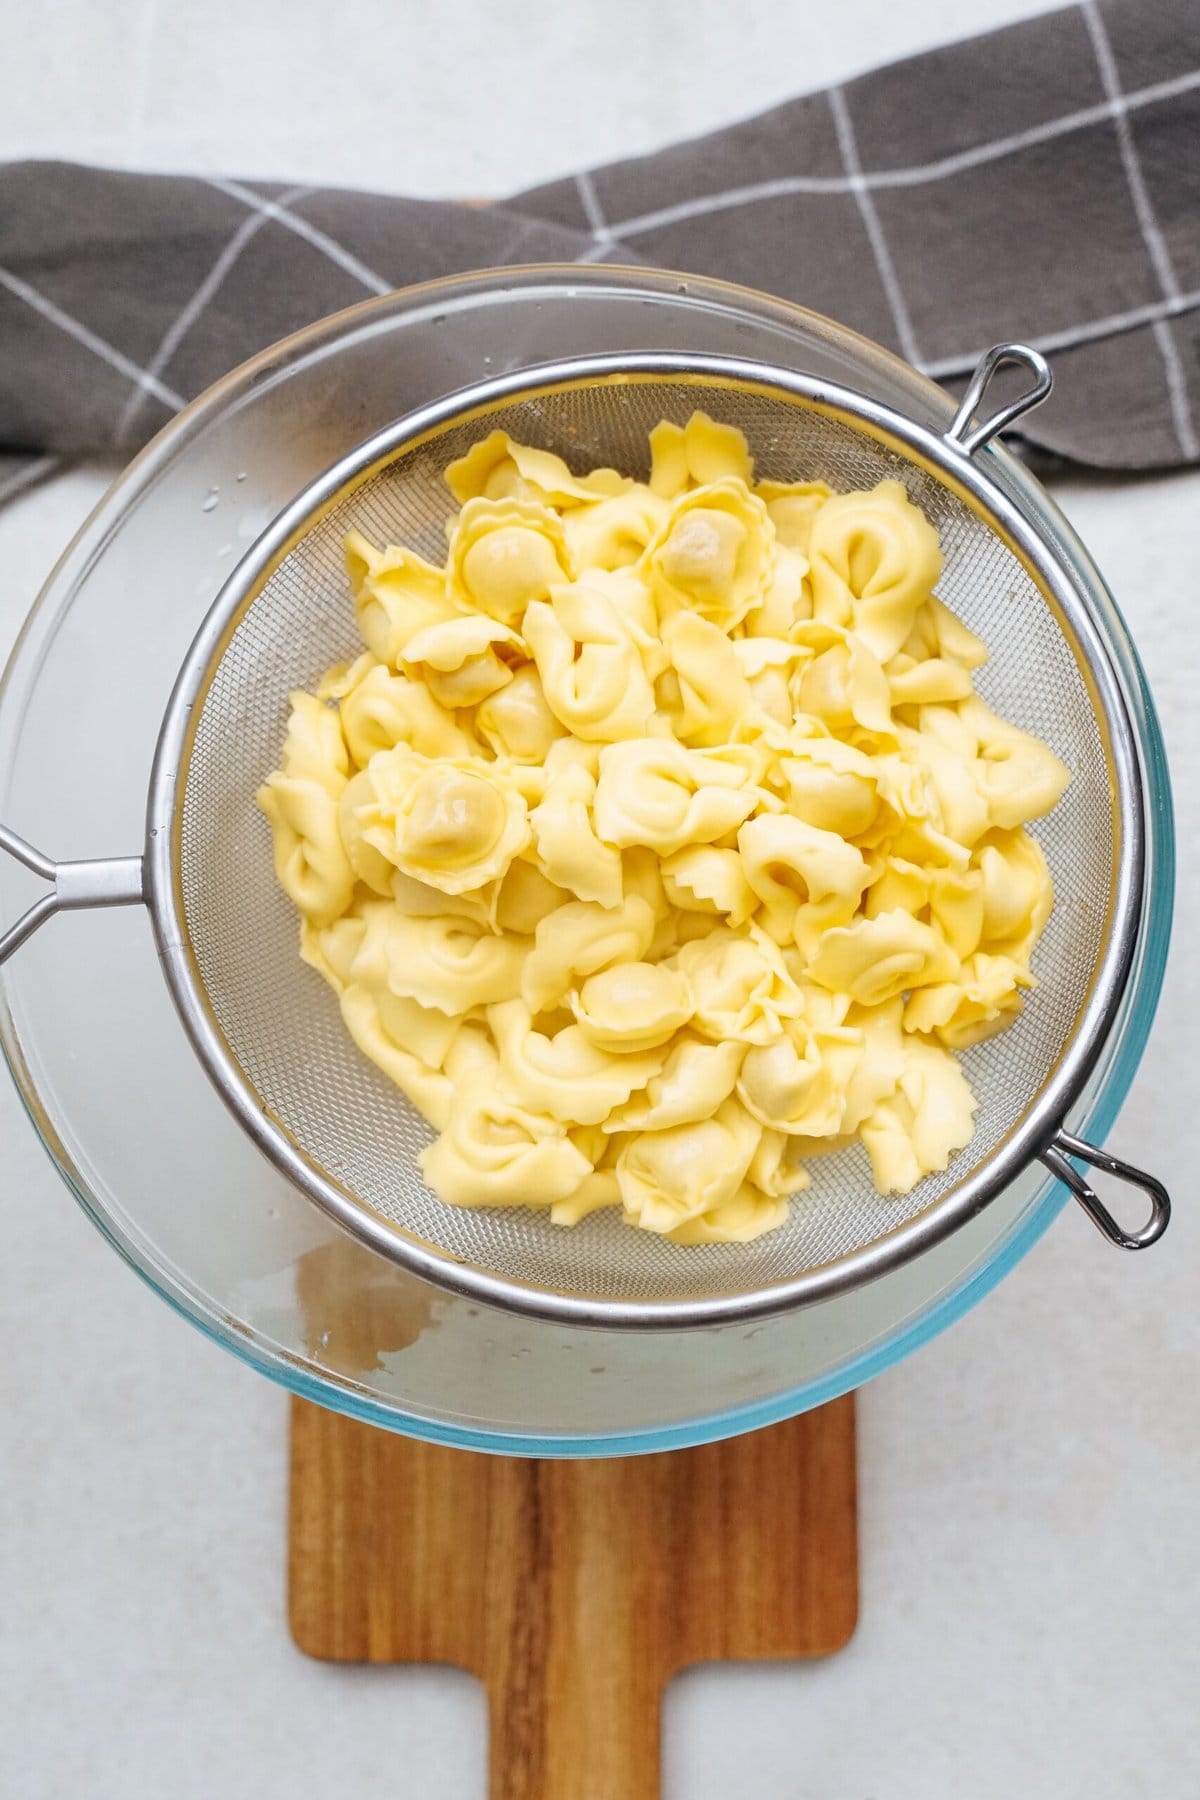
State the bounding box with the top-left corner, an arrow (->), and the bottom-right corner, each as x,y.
0,345 -> 1170,1326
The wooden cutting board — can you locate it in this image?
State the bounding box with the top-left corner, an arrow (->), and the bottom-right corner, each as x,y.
290,1392 -> 857,1799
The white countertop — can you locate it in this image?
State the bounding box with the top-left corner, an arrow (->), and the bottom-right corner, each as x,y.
1,2 -> 1196,1794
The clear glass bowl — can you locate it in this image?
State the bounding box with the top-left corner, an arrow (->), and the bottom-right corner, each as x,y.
0,268 -> 1173,1455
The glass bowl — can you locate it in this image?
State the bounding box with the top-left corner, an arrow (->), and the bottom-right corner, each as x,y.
0,267 -> 1173,1455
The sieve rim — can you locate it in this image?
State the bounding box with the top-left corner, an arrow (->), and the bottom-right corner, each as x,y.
144,350 -> 1145,1328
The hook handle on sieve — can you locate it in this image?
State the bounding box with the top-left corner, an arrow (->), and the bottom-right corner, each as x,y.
945,343 -> 1053,456
1041,1128 -> 1170,1251
0,822 -> 144,967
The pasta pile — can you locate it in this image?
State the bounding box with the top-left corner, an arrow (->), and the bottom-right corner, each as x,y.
258,413 -> 1070,1245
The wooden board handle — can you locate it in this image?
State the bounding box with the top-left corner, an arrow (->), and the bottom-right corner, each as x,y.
488,1642 -> 661,1800
290,1396 -> 858,1800
479,1457 -> 668,1800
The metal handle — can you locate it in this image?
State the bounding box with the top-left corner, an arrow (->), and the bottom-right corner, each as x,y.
0,823 -> 144,966
1040,1129 -> 1170,1251
945,342 -> 1053,456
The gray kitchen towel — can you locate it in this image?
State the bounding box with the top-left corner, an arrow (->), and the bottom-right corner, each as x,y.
2,0 -> 1198,508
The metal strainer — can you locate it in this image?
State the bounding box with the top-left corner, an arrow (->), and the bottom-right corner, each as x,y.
0,344 -> 1170,1326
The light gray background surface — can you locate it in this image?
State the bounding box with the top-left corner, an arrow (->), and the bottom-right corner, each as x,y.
1,3 -> 1196,1795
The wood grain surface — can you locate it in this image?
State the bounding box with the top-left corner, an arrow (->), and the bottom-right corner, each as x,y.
290,1394 -> 857,1800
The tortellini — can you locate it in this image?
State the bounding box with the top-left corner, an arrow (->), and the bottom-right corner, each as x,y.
400,614 -> 526,710
737,1020 -> 862,1138
672,926 -> 805,1046
261,412 -> 1069,1243
570,961 -> 693,1052
420,1071 -> 593,1209
344,531 -> 458,665
340,747 -> 530,894
488,1000 -> 667,1126
615,1100 -> 766,1237
348,901 -> 528,1013
607,1034 -> 745,1132
523,581 -> 655,741
563,488 -> 670,572
446,430 -> 630,508
529,755 -> 624,908
661,846 -> 758,926
808,479 -> 942,662
339,662 -> 477,766
522,895 -> 655,1013
475,665 -> 564,762
447,497 -> 571,623
593,738 -> 761,856
737,813 -> 870,949
649,412 -> 755,495
644,480 -> 773,631
659,611 -> 756,745
257,691 -> 354,925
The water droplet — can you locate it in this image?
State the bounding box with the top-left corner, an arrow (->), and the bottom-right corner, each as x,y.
236,470 -> 247,482
201,486 -> 219,512
217,542 -> 233,557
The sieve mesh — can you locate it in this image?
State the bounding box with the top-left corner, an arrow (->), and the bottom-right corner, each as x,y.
177,374 -> 1116,1307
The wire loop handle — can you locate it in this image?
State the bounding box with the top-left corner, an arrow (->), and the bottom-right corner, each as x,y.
946,342 -> 1054,455
1041,1128 -> 1171,1250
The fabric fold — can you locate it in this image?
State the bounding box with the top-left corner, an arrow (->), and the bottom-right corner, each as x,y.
0,0 -> 1197,502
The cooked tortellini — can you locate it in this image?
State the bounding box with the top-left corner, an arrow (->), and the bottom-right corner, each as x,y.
447,497 -> 571,623
258,691 -> 354,925
524,580 -> 656,741
261,413 -> 1069,1239
644,480 -> 773,632
340,746 -> 530,894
